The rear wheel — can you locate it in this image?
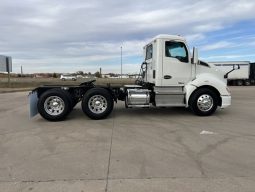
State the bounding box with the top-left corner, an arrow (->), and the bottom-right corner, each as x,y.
37,89 -> 72,121
189,88 -> 218,116
237,80 -> 243,86
82,88 -> 113,120
244,80 -> 250,86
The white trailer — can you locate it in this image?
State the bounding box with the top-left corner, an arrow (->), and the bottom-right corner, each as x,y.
29,35 -> 232,121
209,61 -> 255,86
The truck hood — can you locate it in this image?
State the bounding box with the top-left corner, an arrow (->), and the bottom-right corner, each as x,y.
197,60 -> 226,83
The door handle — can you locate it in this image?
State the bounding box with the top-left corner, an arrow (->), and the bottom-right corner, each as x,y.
164,75 -> 172,79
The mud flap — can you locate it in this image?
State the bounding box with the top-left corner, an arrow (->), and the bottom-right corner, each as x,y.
29,91 -> 38,118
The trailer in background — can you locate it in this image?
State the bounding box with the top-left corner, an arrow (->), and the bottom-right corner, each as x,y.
209,61 -> 255,86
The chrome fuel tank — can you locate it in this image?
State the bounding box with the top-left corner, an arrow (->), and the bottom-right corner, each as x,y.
126,89 -> 150,107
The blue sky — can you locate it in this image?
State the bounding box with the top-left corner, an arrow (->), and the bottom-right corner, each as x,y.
198,20 -> 255,61
0,0 -> 255,74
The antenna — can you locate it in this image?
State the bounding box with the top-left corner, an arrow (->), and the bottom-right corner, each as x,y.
21,65 -> 23,76
121,46 -> 123,79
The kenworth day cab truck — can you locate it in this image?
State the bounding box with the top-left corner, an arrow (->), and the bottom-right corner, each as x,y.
29,35 -> 233,121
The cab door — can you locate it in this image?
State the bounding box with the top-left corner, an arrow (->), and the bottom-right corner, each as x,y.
161,40 -> 192,86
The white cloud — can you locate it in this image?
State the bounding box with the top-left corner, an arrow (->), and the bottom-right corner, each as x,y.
185,33 -> 206,43
19,17 -> 56,27
0,0 -> 255,73
200,41 -> 235,51
202,54 -> 255,60
193,23 -> 223,33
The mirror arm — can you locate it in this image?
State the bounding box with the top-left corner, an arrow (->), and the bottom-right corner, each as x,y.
224,69 -> 235,78
224,64 -> 240,78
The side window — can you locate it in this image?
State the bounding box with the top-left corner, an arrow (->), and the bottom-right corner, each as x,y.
165,41 -> 189,63
145,44 -> 153,60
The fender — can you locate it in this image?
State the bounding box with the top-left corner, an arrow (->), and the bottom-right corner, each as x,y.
184,73 -> 230,107
184,84 -> 197,107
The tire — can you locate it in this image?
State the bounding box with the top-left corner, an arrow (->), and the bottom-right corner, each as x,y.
237,80 -> 243,86
189,88 -> 218,116
48,89 -> 74,112
81,88 -> 114,120
244,80 -> 250,86
37,89 -> 72,121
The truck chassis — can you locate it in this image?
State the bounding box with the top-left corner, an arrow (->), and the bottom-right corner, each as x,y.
29,78 -> 223,121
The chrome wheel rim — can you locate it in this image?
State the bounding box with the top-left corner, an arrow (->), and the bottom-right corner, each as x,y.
88,95 -> 107,114
44,96 -> 65,116
197,94 -> 213,112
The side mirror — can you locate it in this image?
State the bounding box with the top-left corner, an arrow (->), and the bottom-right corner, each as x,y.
233,64 -> 240,70
192,47 -> 198,64
224,64 -> 240,79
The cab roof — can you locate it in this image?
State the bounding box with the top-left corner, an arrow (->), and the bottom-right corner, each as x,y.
144,34 -> 186,48
153,34 -> 186,41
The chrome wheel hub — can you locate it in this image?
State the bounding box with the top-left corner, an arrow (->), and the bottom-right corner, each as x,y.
44,96 -> 65,116
197,94 -> 213,112
88,95 -> 107,114
52,102 -> 59,107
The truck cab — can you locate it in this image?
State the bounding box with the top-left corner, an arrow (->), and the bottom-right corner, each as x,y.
144,35 -> 192,87
135,34 -> 231,113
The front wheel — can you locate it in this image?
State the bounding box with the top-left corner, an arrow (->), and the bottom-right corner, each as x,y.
81,88 -> 114,120
189,88 -> 218,116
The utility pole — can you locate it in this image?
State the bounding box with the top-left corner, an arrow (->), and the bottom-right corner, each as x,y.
21,65 -> 23,77
121,46 -> 122,79
6,57 -> 10,88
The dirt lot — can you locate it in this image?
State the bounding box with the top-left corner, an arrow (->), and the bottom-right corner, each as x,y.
0,87 -> 255,191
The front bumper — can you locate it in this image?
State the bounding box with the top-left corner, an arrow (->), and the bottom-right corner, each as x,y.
221,95 -> 231,108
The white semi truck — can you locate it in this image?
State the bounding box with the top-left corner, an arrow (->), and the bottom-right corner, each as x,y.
29,35 -> 232,121
209,61 -> 255,86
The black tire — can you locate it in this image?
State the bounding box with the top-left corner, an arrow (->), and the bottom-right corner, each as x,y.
189,88 -> 218,116
244,80 -> 250,86
237,80 -> 243,86
37,89 -> 72,121
81,88 -> 114,120
47,89 -> 74,112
